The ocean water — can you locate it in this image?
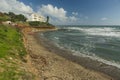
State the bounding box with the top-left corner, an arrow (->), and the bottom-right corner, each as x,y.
42,25 -> 120,68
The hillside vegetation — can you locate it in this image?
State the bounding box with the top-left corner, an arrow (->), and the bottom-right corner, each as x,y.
0,24 -> 34,80
0,12 -> 27,22
0,11 -> 56,80
0,24 -> 26,58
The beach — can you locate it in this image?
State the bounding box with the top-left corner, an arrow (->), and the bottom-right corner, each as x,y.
23,28 -> 116,80
1,0 -> 120,79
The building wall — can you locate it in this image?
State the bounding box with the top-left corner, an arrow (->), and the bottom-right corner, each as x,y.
28,13 -> 46,22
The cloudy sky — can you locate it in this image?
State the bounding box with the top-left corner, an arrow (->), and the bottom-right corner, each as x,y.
0,0 -> 120,25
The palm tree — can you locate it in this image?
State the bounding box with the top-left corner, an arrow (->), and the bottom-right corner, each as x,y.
46,16 -> 49,23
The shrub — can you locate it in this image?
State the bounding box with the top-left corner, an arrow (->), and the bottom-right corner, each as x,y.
29,21 -> 40,26
0,15 -> 10,21
28,21 -> 54,27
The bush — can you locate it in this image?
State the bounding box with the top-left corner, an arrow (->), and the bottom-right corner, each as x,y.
28,21 -> 55,27
29,21 -> 40,26
0,12 -> 27,22
0,15 -> 10,21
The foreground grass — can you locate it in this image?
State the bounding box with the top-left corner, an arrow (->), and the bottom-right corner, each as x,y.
0,24 -> 34,80
0,24 -> 26,58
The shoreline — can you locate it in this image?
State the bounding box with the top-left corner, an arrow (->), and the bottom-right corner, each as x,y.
34,31 -> 120,80
23,27 -> 117,80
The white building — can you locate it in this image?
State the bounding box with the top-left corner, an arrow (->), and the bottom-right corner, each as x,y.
27,13 -> 46,22
2,21 -> 12,24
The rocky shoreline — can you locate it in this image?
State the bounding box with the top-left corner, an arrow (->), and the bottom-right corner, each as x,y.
36,32 -> 120,80
22,28 -> 115,80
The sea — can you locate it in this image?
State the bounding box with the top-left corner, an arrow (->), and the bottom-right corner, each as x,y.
41,25 -> 120,68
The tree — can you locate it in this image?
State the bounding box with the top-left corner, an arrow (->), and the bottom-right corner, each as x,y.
29,21 -> 40,26
15,14 -> 27,22
8,12 -> 27,22
8,12 -> 16,22
46,16 -> 49,23
8,12 -> 15,18
0,12 -> 10,22
0,12 -> 27,22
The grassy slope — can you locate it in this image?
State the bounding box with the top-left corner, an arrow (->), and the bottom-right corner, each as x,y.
0,24 -> 26,57
0,24 -> 34,80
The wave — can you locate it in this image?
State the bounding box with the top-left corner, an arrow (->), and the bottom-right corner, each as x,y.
55,43 -> 120,69
51,35 -> 120,69
43,26 -> 120,69
74,51 -> 120,69
54,37 -> 59,40
64,27 -> 120,37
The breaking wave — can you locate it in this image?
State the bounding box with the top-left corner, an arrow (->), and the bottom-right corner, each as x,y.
65,27 -> 120,37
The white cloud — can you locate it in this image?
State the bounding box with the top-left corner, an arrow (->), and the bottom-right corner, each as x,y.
37,4 -> 78,24
72,12 -> 78,16
38,4 -> 67,21
101,17 -> 108,21
0,0 -> 33,17
0,1 -> 78,25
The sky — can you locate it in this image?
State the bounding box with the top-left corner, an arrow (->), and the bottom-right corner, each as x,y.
0,0 -> 120,25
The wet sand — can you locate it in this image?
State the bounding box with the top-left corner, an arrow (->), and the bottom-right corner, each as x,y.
23,28 -> 118,80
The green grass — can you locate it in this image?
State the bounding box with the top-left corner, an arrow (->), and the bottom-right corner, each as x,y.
0,64 -> 20,80
0,24 -> 26,58
0,62 -> 34,80
0,24 -> 32,80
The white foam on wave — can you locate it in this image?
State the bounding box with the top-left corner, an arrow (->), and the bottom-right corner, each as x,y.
54,37 -> 59,40
71,48 -> 120,69
66,27 -> 120,37
54,42 -> 120,69
47,27 -> 120,69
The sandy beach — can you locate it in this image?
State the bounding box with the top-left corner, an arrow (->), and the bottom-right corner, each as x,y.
1,0 -> 120,80
21,28 -> 117,80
